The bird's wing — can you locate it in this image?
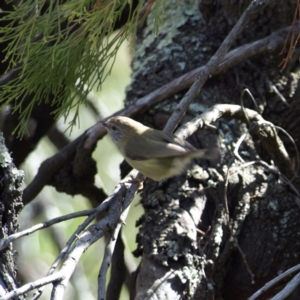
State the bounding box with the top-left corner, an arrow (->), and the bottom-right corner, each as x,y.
125,129 -> 195,160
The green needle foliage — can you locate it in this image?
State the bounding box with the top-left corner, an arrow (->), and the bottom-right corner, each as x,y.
0,0 -> 165,136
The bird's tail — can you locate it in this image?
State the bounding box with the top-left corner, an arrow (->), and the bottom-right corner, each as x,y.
191,148 -> 220,160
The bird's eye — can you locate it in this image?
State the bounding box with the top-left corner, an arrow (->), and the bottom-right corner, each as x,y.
112,126 -> 117,131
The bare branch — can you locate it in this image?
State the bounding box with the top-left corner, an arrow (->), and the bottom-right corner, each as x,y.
270,272 -> 300,300
32,196 -> 113,300
0,208 -> 96,251
49,171 -> 141,300
176,104 -> 296,180
98,172 -> 141,300
50,185 -> 126,299
163,0 -> 273,134
0,273 -> 62,300
1,183 -> 128,300
249,264 -> 300,300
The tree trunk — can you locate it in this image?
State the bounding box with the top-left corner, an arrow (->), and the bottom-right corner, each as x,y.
126,1 -> 300,299
0,134 -> 24,299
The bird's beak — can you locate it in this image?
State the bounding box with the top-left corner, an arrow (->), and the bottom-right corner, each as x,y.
100,120 -> 108,128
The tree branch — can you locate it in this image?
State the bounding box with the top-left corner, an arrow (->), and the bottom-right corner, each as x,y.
32,196 -> 113,300
2,178 -> 137,300
0,208 -> 97,251
249,264 -> 300,300
163,0 -> 274,134
98,172 -> 140,300
176,103 -> 296,180
23,21 -> 299,206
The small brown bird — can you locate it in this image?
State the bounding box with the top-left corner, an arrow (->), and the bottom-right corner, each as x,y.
101,116 -> 218,181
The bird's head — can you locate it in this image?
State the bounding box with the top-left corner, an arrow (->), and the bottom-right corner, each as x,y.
101,116 -> 140,144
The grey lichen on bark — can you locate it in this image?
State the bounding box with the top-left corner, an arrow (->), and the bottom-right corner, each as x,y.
126,0 -> 217,122
0,132 -> 24,299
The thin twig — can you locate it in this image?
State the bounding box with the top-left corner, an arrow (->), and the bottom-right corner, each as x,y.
234,133 -> 247,162
248,264 -> 300,300
274,125 -> 300,177
32,197 -> 113,300
176,104 -> 296,181
238,89 -> 295,175
0,208 -> 96,251
49,183 -> 128,300
240,88 -> 260,126
279,1 -> 300,70
0,273 -> 62,300
265,76 -> 291,107
98,172 -> 141,300
270,272 -> 300,300
178,103 -> 300,208
49,171 -> 141,300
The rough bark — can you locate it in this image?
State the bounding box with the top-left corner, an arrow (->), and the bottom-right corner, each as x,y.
126,1 -> 300,299
0,133 -> 24,299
